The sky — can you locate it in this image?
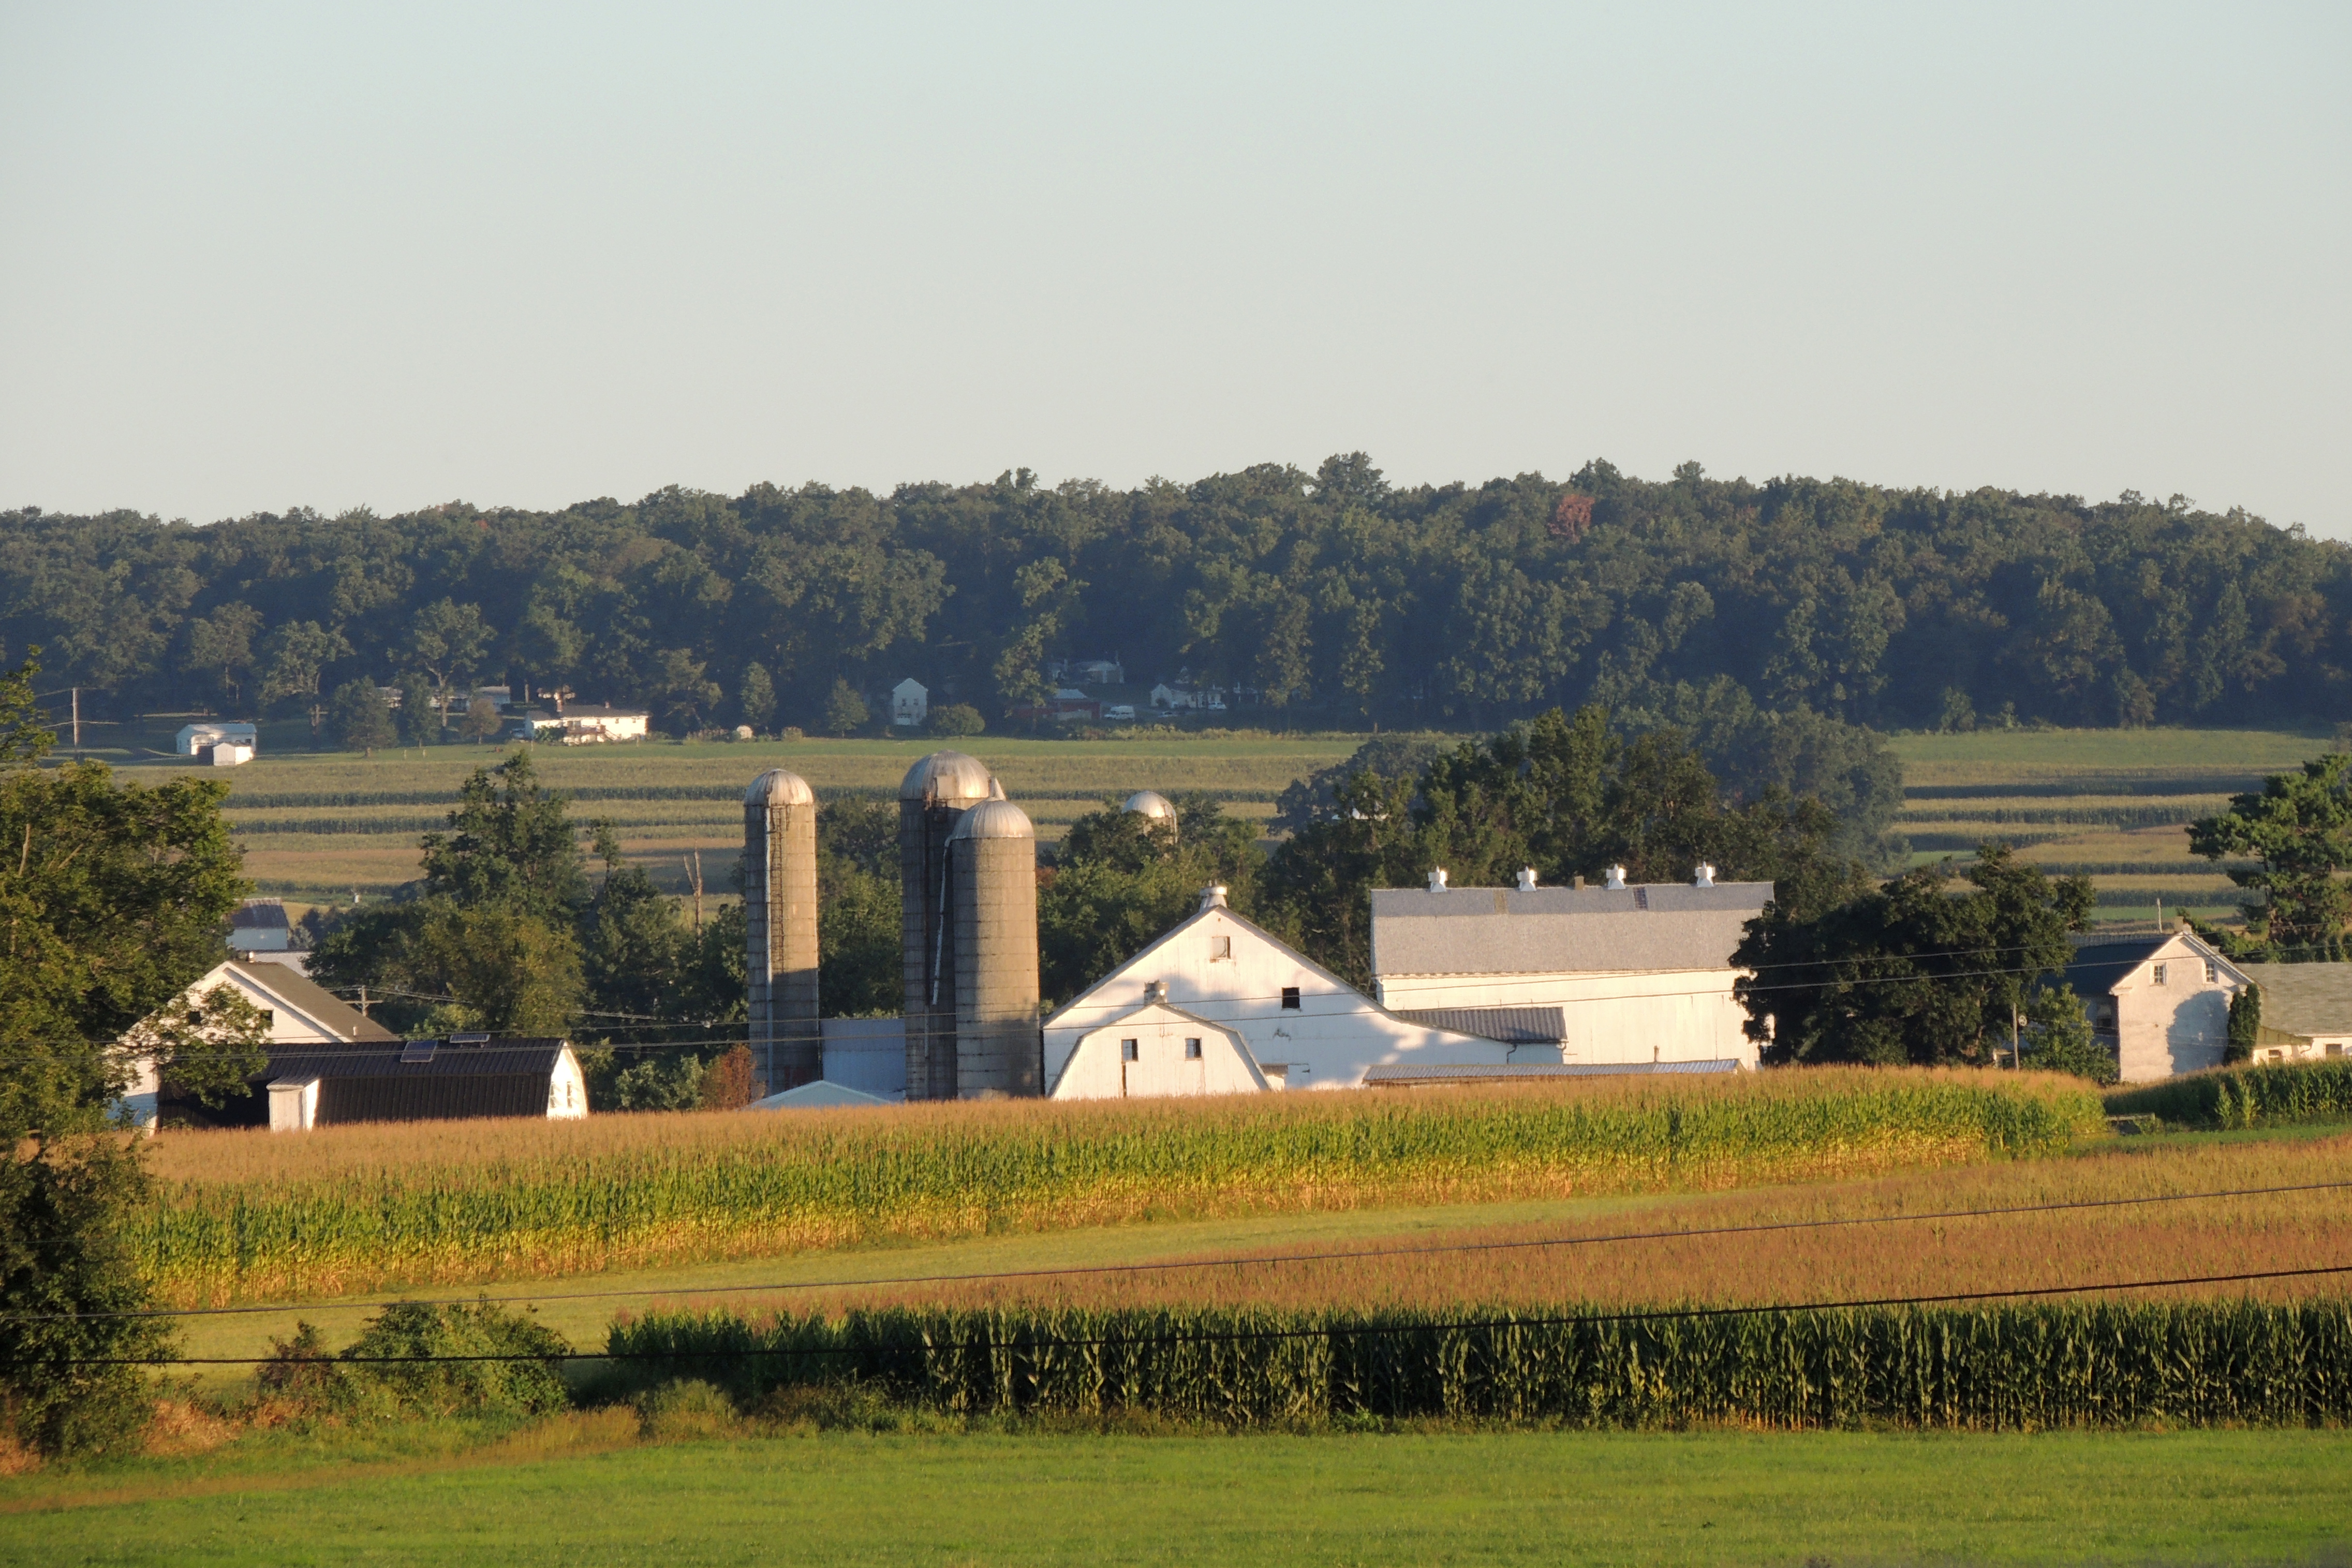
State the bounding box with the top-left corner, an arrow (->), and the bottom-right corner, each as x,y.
2,2 -> 2346,534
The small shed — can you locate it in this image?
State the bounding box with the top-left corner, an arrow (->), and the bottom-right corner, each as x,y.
260,1036 -> 589,1130
891,679 -> 929,727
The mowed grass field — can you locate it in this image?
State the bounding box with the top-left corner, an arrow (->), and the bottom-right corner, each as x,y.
106,731 -> 1377,905
1891,726 -> 2331,926
7,1423 -> 2348,1566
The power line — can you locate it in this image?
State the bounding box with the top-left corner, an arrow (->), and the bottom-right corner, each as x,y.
21,1261 -> 2352,1368
15,1178 -> 2344,1324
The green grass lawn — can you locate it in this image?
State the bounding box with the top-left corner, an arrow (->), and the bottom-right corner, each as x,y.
8,1422 -> 2346,1566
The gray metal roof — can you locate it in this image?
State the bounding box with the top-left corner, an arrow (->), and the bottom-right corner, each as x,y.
1370,882 -> 1771,977
1391,1005 -> 1565,1045
745,768 -> 815,807
260,1036 -> 572,1125
262,1037 -> 567,1082
229,960 -> 398,1042
2235,963 -> 2352,1038
900,750 -> 995,803
2061,937 -> 2173,999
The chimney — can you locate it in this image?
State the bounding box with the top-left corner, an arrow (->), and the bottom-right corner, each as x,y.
1604,865 -> 1628,891
1693,863 -> 1716,887
1572,875 -> 1586,890
1427,868 -> 1449,892
1515,867 -> 1538,892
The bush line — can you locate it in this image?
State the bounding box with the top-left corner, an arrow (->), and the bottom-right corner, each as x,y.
2107,1060 -> 2352,1130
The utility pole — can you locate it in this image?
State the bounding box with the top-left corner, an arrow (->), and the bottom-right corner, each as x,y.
70,688 -> 79,757
686,849 -> 705,934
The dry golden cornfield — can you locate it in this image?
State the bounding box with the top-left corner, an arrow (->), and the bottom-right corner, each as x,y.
138,1069 -> 2099,1305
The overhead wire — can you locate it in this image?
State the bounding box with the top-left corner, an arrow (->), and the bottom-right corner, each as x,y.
20,1261 -> 2352,1368
12,1177 -> 2346,1324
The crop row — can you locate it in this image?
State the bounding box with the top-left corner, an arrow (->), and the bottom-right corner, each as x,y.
2107,1060 -> 2352,1129
1898,803 -> 2218,829
136,1071 -> 2101,1305
598,1298 -> 2352,1430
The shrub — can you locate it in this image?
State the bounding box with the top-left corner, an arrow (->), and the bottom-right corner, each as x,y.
927,703 -> 985,738
2106,1058 -> 2352,1129
265,1300 -> 572,1420
634,1379 -> 740,1440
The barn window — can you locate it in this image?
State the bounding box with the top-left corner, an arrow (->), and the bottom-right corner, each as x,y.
260,1010 -> 274,1027
2205,960 -> 2218,984
1209,935 -> 1233,961
1121,1039 -> 1139,1062
1281,987 -> 1300,1010
2151,964 -> 2167,986
1185,1038 -> 1203,1060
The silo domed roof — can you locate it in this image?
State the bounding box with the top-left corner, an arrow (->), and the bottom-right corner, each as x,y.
948,798 -> 1034,841
1121,790 -> 1175,820
899,750 -> 996,804
745,768 -> 816,807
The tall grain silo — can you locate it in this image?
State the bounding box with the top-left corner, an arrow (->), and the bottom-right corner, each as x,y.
898,750 -> 997,1100
1121,790 -> 1176,836
744,768 -> 820,1093
950,796 -> 1042,1097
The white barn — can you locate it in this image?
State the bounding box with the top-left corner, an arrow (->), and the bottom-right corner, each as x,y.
1368,868 -> 1768,1069
115,958 -> 400,1130
1052,989 -> 1271,1099
1042,887 -> 1514,1097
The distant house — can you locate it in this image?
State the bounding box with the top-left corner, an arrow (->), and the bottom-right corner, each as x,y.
2227,963 -> 2352,1063
2061,930 -> 2250,1082
509,704 -> 650,744
1149,683 -> 1193,710
116,958 -> 398,1131
176,721 -> 257,757
1368,868 -> 1768,1070
892,679 -> 929,727
228,898 -> 305,973
1070,658 -> 1125,685
1043,886 -> 1511,1097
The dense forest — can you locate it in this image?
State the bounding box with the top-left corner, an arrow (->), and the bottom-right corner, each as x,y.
4,456 -> 2344,735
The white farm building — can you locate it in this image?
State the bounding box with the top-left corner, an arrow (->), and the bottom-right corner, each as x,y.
1368,868 -> 1769,1070
1042,887 -> 1514,1097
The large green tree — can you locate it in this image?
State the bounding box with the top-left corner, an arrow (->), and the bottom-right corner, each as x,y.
2187,752 -> 2352,957
1732,843 -> 2095,1067
1038,793 -> 1265,1005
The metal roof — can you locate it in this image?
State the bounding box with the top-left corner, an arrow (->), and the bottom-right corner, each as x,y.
1123,790 -> 1175,819
950,797 -> 1033,840
1370,882 -> 1771,977
259,1037 -> 573,1125
900,749 -> 996,803
2233,963 -> 2352,1038
745,767 -> 815,807
2061,937 -> 2175,998
1391,1005 -> 1565,1045
261,1036 -> 568,1082
227,960 -> 398,1042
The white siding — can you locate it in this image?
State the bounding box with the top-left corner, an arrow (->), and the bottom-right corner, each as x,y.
1375,969 -> 1756,1067
1050,1003 -> 1268,1100
1042,907 -> 1508,1090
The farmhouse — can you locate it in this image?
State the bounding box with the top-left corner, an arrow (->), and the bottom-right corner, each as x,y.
228,897 -> 303,970
1042,886 -> 1512,1096
117,958 -> 398,1130
2061,930 -> 2249,1082
1368,867 -> 1768,1069
2224,962 -> 2352,1063
891,678 -> 928,727
508,703 -> 649,744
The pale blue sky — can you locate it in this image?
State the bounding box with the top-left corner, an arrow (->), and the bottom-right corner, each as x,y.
2,3 -> 2344,531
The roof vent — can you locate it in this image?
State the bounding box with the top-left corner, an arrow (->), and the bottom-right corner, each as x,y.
1199,885 -> 1229,912
1604,866 -> 1628,891
1144,980 -> 1168,1004
1427,868 -> 1449,892
400,1039 -> 438,1064
1515,867 -> 1537,892
449,1032 -> 491,1046
1693,863 -> 1715,887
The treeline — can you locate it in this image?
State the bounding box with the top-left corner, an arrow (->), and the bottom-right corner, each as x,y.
5,456 -> 2344,735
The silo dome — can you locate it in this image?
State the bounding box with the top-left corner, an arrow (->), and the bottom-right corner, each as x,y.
745,768 -> 816,807
1122,790 -> 1175,820
949,798 -> 1035,841
900,750 -> 996,804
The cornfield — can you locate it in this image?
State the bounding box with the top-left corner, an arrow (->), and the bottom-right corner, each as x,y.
2108,1060 -> 2352,1129
137,1070 -> 2100,1305
600,1297 -> 2352,1430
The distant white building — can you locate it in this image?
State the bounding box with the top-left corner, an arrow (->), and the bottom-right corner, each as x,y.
510,704 -> 650,744
1071,658 -> 1125,686
1368,868 -> 1768,1069
892,679 -> 929,727
114,958 -> 399,1131
2232,960 -> 2352,1064
2064,931 -> 2249,1081
1043,887 -> 1514,1098
176,721 -> 257,757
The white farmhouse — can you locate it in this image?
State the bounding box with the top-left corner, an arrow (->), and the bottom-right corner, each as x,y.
2231,962 -> 2352,1063
891,679 -> 929,727
1042,887 -> 1514,1097
1369,868 -> 1767,1069
509,704 -> 650,744
2063,930 -> 2249,1081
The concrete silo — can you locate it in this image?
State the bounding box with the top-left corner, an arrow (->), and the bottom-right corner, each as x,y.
744,768 -> 820,1092
950,796 -> 1042,1097
898,750 -> 997,1100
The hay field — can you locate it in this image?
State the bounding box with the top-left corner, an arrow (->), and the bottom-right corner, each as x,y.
136,1069 -> 2099,1306
1891,726 -> 2327,926
128,732 -> 1371,901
